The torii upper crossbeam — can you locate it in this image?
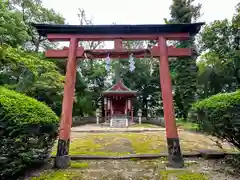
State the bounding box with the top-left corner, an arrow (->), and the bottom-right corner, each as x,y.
33,22 -> 204,169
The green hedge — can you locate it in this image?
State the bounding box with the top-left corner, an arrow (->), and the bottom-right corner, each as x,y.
190,91 -> 240,150
0,87 -> 59,179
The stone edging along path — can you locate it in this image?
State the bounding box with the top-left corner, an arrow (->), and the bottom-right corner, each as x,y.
51,151 -> 239,160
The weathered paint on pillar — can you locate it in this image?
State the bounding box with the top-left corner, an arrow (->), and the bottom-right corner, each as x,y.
55,37 -> 78,169
158,36 -> 184,168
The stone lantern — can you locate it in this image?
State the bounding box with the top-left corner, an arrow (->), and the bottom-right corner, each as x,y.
138,109 -> 142,124
96,108 -> 100,124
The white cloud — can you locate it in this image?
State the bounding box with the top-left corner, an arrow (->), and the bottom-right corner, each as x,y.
42,0 -> 239,25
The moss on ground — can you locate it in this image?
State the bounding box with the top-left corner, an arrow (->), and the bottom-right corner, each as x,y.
70,161 -> 89,169
131,123 -> 160,128
176,119 -> 199,131
52,135 -> 131,156
52,132 -> 234,156
30,170 -> 81,180
123,133 -> 165,154
176,172 -> 209,180
160,170 -> 209,180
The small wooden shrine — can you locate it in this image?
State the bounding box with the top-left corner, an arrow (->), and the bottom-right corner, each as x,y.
102,79 -> 137,125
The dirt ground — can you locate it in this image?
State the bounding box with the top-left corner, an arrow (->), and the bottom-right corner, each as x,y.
28,158 -> 240,180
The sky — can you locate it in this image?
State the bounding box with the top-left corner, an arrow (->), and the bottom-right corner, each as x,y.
41,0 -> 239,49
42,0 -> 239,25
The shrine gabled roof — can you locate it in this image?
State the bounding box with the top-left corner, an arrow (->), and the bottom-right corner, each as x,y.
32,23 -> 205,37
102,79 -> 137,95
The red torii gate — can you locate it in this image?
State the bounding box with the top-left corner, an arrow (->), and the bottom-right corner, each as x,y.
33,23 -> 204,169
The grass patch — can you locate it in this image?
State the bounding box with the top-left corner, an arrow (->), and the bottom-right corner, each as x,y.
131,123 -> 160,128
52,135 -> 131,156
176,119 -> 199,131
160,170 -> 209,180
70,161 -> 89,169
30,170 -> 81,180
123,133 -> 165,154
177,172 -> 209,180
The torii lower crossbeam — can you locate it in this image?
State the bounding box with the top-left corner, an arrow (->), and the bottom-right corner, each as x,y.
45,47 -> 194,59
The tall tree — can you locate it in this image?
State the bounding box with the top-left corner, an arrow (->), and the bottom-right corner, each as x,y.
0,0 -> 29,47
73,9 -> 107,116
197,3 -> 240,98
167,0 -> 202,118
8,0 -> 65,52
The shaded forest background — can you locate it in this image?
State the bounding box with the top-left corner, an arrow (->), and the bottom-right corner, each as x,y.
1,0 -> 240,120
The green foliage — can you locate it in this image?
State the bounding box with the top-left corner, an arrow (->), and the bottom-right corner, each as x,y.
190,91 -> 240,149
169,0 -> 201,23
76,60 -> 108,116
0,45 -> 64,115
0,0 -> 29,47
116,40 -> 161,117
197,3 -> 240,98
176,118 -> 199,131
0,87 -> 59,179
6,0 -> 65,52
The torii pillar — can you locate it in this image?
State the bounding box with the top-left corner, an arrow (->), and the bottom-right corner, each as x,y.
54,37 -> 78,168
158,36 -> 183,168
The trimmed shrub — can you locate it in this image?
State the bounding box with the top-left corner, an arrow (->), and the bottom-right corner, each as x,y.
0,87 -> 59,179
189,90 -> 240,150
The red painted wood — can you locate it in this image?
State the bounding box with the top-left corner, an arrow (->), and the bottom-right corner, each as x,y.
114,39 -> 123,50
109,80 -> 129,91
104,93 -> 136,97
112,99 -> 125,115
45,47 -> 192,58
102,93 -> 136,97
59,37 -> 78,140
158,36 -> 179,138
47,33 -> 190,41
152,46 -> 192,57
45,47 -> 84,58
